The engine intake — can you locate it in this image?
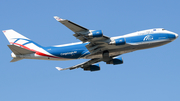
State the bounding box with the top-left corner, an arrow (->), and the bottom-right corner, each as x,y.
109,38 -> 126,45
108,57 -> 123,65
84,64 -> 100,71
88,30 -> 103,38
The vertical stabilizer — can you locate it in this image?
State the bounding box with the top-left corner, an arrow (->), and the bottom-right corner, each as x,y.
2,29 -> 43,52
2,29 -> 47,62
3,29 -> 57,62
3,29 -> 30,44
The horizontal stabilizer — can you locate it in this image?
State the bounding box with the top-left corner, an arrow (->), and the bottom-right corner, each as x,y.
8,45 -> 35,55
55,67 -> 63,71
10,58 -> 22,62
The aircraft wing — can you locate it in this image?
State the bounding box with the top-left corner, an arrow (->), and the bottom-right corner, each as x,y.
54,16 -> 88,33
54,16 -> 112,55
55,58 -> 102,71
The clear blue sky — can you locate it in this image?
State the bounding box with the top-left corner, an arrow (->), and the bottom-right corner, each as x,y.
0,0 -> 180,101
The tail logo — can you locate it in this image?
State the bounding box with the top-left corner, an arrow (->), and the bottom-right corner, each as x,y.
11,38 -> 41,48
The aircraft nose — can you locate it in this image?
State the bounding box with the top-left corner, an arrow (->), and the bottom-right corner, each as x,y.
168,33 -> 178,39
175,33 -> 178,38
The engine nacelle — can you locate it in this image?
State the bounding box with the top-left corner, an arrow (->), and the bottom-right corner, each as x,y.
108,57 -> 123,65
84,64 -> 100,71
88,30 -> 103,38
109,38 -> 126,45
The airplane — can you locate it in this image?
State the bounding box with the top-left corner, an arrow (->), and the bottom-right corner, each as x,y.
3,16 -> 178,72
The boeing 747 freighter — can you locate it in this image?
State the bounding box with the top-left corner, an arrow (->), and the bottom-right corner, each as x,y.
3,16 -> 178,71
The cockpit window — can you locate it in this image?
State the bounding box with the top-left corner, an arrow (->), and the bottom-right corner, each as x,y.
162,29 -> 166,31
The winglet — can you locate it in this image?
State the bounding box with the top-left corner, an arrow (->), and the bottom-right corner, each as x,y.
54,16 -> 65,21
55,67 -> 63,71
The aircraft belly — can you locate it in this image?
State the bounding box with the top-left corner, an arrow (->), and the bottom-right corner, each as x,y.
134,40 -> 171,50
84,48 -> 135,59
83,40 -> 171,59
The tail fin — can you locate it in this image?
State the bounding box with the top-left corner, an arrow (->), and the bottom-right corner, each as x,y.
3,29 -> 30,44
3,29 -> 43,62
3,29 -> 43,51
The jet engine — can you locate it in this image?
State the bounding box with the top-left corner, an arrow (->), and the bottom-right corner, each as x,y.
109,38 -> 126,45
107,57 -> 123,65
84,64 -> 100,71
88,30 -> 103,38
